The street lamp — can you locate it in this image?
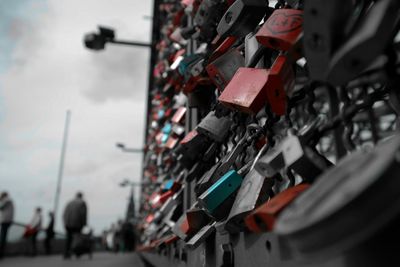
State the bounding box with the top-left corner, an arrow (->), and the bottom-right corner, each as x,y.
116,142 -> 143,153
83,26 -> 151,51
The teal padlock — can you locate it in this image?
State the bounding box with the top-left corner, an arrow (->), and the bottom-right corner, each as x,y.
198,170 -> 243,220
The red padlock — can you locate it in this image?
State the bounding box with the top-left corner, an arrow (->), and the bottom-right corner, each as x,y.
266,54 -> 295,115
165,136 -> 179,149
245,183 -> 309,232
218,67 -> 269,114
256,9 -> 303,51
218,54 -> 294,115
171,107 -> 187,124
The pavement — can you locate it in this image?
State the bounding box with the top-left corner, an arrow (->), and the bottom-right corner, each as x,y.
0,252 -> 146,267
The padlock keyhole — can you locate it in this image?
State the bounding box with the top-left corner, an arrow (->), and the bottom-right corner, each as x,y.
225,12 -> 233,24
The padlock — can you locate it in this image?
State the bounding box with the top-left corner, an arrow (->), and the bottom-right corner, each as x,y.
172,124 -> 185,136
162,179 -> 181,192
195,162 -> 221,196
163,201 -> 184,228
245,31 -> 265,68
185,222 -> 216,250
326,0 -> 400,85
225,168 -> 273,233
275,135 -> 400,257
176,129 -> 211,168
209,36 -> 237,62
162,123 -> 172,134
193,0 -> 226,42
303,0 -> 354,81
255,9 -> 303,51
171,106 -> 186,124
165,136 -> 179,149
255,133 -> 329,181
245,184 -> 309,232
198,170 -> 243,220
218,54 -> 294,115
182,58 -> 213,94
151,190 -> 175,208
281,134 -> 330,181
197,111 -> 233,142
206,49 -> 245,91
217,0 -> 270,39
172,207 -> 212,240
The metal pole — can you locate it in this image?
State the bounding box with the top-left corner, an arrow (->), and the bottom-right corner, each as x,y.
109,39 -> 151,48
53,110 -> 71,227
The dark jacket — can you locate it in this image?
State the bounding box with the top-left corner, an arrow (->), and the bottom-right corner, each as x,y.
63,198 -> 87,229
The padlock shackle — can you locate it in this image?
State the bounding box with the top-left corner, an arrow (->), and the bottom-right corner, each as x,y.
246,46 -> 269,68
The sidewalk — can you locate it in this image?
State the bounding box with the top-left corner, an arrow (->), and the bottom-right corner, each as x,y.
0,252 -> 145,267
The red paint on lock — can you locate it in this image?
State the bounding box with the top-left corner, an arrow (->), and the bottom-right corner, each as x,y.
245,183 -> 309,232
180,129 -> 199,145
218,68 -> 270,114
266,55 -> 295,115
256,9 -> 303,51
209,36 -> 237,62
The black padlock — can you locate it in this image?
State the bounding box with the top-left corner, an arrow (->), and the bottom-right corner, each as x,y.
197,111 -> 233,142
195,162 -> 221,196
206,49 -> 245,91
275,135 -> 400,258
185,222 -> 216,250
217,0 -> 270,39
326,0 -> 400,85
194,0 -> 227,42
225,168 -> 273,233
303,0 -> 355,81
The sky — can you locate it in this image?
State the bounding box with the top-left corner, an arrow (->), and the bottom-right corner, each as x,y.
0,0 -> 152,235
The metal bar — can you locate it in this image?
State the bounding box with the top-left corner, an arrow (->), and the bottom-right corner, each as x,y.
53,110 -> 71,228
109,39 -> 152,47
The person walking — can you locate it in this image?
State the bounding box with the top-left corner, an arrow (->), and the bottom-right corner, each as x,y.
26,207 -> 42,257
44,211 -> 55,255
62,192 -> 87,259
0,192 -> 14,259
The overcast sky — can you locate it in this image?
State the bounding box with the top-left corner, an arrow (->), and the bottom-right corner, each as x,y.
0,0 -> 152,234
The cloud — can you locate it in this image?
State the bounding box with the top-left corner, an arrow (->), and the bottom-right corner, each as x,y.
0,0 -> 152,234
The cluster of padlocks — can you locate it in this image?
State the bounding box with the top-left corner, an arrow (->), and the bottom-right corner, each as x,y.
138,0 -> 400,266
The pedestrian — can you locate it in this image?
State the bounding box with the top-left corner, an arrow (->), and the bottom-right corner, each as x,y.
62,192 -> 87,259
121,220 -> 135,252
0,192 -> 14,259
44,211 -> 55,255
26,207 -> 42,256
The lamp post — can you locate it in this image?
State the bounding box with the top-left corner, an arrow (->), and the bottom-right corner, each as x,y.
115,142 -> 143,153
83,26 -> 151,51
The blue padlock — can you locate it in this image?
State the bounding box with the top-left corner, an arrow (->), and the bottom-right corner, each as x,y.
198,170 -> 243,220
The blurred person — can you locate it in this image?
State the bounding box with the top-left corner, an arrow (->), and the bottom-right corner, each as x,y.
63,192 -> 87,259
121,220 -> 135,252
44,211 -> 55,255
26,207 -> 42,257
114,220 -> 123,252
0,192 -> 14,259
106,224 -> 116,251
